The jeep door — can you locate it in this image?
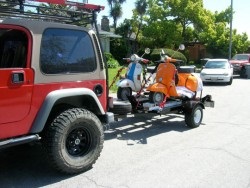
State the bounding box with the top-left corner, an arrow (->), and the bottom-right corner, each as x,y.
0,27 -> 33,124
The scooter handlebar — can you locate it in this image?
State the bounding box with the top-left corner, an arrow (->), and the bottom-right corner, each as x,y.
122,57 -> 150,64
141,58 -> 150,64
122,58 -> 131,63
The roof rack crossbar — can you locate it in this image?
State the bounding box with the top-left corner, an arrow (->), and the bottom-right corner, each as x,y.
0,1 -> 104,26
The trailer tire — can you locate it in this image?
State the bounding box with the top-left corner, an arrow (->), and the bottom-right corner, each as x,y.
110,100 -> 132,115
42,108 -> 104,174
185,105 -> 203,128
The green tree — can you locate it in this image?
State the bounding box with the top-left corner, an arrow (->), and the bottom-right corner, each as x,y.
115,0 -> 250,59
107,0 -> 126,29
199,6 -> 250,58
134,0 -> 147,41
137,0 -> 181,48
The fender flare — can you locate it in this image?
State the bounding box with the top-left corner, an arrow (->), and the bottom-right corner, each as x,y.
183,100 -> 205,113
30,88 -> 105,133
117,79 -> 136,91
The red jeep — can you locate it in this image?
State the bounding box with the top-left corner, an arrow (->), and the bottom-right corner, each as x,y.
0,1 -> 114,174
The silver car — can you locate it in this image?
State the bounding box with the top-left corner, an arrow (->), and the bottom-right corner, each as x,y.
200,59 -> 233,85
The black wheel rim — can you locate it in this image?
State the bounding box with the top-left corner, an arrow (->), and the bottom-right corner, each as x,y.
121,88 -> 130,100
66,127 -> 92,156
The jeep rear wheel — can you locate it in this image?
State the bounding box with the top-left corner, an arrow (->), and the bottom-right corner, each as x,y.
42,108 -> 104,174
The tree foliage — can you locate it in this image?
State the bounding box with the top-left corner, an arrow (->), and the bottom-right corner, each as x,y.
107,0 -> 126,29
115,0 -> 250,58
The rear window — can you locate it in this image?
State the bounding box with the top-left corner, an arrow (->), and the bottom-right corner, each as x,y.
232,54 -> 249,60
40,28 -> 96,74
205,61 -> 229,69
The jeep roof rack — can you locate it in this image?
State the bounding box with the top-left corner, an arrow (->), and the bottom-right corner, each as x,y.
0,0 -> 104,27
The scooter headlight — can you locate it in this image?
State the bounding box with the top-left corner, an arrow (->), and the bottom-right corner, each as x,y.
130,54 -> 136,61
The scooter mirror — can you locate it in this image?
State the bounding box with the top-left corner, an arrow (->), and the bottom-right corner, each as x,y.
160,49 -> 165,55
145,48 -> 150,54
179,44 -> 185,51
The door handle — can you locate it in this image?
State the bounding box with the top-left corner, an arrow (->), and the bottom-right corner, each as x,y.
12,72 -> 24,84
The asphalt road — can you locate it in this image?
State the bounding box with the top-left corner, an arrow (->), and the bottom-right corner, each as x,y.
1,77 -> 250,188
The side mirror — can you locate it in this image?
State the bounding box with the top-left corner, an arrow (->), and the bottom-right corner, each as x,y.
179,44 -> 185,51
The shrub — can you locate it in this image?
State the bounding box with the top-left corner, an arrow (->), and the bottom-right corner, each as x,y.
104,52 -> 119,68
150,48 -> 187,64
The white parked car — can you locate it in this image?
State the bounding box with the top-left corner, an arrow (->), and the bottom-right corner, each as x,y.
200,59 -> 233,85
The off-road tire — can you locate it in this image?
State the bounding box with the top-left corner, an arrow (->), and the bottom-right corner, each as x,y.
42,108 -> 104,174
109,100 -> 132,115
185,105 -> 203,128
117,87 -> 132,101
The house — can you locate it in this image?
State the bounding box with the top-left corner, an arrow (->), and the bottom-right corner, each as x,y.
98,16 -> 121,53
186,42 -> 206,63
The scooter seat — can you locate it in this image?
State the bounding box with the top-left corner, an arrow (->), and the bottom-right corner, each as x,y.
176,86 -> 195,98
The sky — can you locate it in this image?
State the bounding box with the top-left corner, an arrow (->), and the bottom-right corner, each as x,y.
89,0 -> 250,38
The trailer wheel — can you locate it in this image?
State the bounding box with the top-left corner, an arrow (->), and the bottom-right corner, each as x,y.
117,87 -> 132,101
149,92 -> 164,104
185,105 -> 203,128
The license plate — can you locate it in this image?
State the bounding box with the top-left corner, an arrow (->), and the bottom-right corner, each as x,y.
211,77 -> 217,81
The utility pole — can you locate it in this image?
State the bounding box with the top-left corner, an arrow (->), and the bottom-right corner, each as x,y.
228,0 -> 233,59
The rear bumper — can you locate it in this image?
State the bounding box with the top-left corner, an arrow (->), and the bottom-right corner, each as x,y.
99,112 -> 114,124
232,65 -> 241,74
201,75 -> 231,82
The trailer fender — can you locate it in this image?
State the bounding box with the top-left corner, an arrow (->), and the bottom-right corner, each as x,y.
183,100 -> 205,113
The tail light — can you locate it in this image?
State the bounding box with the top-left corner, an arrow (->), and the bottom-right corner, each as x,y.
137,75 -> 141,80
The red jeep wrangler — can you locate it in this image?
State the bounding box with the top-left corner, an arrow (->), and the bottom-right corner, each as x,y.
0,0 -> 114,174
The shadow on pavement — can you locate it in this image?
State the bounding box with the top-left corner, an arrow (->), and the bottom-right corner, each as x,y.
0,143 -> 80,187
0,114 -> 195,187
105,113 -> 192,144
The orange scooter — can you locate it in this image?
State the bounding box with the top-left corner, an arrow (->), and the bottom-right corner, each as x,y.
146,45 -> 203,107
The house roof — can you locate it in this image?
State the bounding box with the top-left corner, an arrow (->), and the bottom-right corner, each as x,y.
96,24 -> 121,38
99,30 -> 122,38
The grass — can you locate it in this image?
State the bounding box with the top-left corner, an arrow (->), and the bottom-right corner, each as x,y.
108,66 -> 127,92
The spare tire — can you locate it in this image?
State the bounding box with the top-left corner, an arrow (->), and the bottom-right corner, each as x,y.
109,100 -> 132,115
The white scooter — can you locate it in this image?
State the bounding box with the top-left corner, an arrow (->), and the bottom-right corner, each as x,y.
117,48 -> 151,101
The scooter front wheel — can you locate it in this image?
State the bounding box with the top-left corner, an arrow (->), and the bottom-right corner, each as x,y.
149,92 -> 164,104
117,87 -> 132,101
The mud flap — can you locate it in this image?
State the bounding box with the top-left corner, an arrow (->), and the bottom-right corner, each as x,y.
183,100 -> 204,113
202,95 -> 215,108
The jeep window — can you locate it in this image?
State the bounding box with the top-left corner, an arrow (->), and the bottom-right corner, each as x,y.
0,29 -> 27,68
40,28 -> 97,74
